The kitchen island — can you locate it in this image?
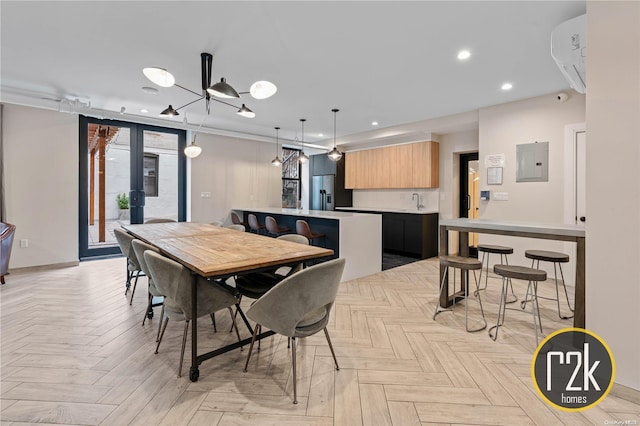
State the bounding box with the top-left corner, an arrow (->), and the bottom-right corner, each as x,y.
234,208 -> 381,281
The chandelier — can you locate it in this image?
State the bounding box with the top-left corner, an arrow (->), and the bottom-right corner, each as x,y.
142,52 -> 277,119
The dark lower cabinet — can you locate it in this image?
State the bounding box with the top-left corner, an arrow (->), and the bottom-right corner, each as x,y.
382,213 -> 438,259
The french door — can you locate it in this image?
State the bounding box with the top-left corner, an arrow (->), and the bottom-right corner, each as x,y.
79,116 -> 186,259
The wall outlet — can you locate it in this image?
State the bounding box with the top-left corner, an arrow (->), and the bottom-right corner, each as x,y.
20,239 -> 28,248
200,192 -> 211,198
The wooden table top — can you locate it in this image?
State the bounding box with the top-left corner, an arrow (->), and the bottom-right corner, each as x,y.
123,223 -> 334,278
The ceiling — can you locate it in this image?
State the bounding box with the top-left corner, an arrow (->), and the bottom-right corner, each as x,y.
0,1 -> 585,148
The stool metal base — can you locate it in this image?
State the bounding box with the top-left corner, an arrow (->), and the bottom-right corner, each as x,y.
521,259 -> 574,320
434,264 -> 487,333
476,251 -> 517,304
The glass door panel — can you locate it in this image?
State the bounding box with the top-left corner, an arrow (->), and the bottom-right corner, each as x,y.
142,130 -> 179,222
80,117 -> 186,259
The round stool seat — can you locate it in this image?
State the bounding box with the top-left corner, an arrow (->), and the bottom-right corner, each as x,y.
525,250 -> 569,263
478,244 -> 514,255
440,256 -> 482,270
494,264 -> 546,281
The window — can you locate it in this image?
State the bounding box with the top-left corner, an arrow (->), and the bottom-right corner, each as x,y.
281,148 -> 301,208
143,153 -> 158,197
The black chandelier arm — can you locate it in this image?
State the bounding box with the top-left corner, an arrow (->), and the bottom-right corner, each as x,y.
174,84 -> 203,98
174,96 -> 206,111
210,97 -> 241,109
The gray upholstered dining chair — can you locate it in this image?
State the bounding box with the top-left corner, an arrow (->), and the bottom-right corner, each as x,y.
226,224 -> 245,232
131,239 -> 165,340
243,257 -> 346,404
113,228 -> 143,302
144,250 -> 242,377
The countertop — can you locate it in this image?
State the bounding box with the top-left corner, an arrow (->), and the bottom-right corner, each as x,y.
336,207 -> 439,215
234,207 -> 379,221
440,218 -> 585,237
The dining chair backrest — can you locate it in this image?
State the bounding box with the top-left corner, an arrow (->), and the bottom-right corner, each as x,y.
295,220 -> 312,239
246,258 -> 345,338
231,212 -> 243,225
131,239 -> 159,279
210,221 -> 223,227
144,251 -> 238,321
114,228 -> 140,270
144,218 -> 177,224
226,224 -> 246,232
265,216 -> 279,234
277,234 -> 308,245
248,214 -> 260,231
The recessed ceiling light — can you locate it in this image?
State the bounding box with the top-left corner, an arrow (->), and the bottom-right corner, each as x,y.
140,109 -> 149,113
372,121 -> 379,126
457,50 -> 471,60
142,86 -> 158,94
501,82 -> 513,91
318,133 -> 324,137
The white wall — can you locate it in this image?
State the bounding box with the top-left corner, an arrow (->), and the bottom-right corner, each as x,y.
586,1 -> 640,391
3,104 -> 78,268
476,92 -> 585,278
352,188 -> 439,212
189,133 -> 281,224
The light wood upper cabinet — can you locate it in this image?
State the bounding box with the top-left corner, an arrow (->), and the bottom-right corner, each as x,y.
345,141 -> 439,189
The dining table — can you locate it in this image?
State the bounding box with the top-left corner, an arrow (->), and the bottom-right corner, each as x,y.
123,222 -> 333,382
438,218 -> 586,329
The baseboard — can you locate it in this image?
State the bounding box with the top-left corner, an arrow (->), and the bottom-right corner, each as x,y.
10,261 -> 80,274
611,382 -> 640,405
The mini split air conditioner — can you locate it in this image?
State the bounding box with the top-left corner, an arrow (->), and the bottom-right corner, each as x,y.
551,14 -> 586,94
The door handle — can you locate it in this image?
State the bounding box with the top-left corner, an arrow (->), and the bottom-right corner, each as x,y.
466,194 -> 471,211
579,216 -> 586,222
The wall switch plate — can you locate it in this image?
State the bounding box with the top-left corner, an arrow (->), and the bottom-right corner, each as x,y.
200,192 -> 211,198
20,239 -> 28,248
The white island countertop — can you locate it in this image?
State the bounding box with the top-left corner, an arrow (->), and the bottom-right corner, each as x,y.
234,207 -> 378,221
336,207 -> 439,215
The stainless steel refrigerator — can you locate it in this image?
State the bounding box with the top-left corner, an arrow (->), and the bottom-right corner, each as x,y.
311,175 -> 335,211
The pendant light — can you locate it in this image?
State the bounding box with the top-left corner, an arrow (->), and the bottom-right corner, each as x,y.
184,116 -> 203,159
299,118 -> 309,163
327,108 -> 343,161
271,127 -> 282,166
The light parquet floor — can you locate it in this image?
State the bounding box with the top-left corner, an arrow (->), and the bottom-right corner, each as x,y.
1,257 -> 639,425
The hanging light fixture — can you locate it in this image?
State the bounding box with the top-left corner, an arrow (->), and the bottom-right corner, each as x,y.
271,127 -> 282,166
184,116 -> 204,159
298,118 -> 309,163
327,108 -> 343,161
143,52 -> 277,119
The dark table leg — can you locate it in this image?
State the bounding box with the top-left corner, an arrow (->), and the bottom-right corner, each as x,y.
439,225 -> 449,307
190,277 -> 199,382
574,237 -> 586,328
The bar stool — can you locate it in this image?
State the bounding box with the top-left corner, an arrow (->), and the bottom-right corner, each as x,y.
295,220 -> 325,246
265,216 -> 290,236
522,250 -> 573,320
248,214 -> 266,234
231,212 -> 248,228
476,244 -> 517,303
490,264 -> 546,345
433,256 -> 486,332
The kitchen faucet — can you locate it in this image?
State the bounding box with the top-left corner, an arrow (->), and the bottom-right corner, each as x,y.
412,193 -> 424,210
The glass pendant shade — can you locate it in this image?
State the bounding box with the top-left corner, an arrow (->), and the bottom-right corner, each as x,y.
184,143 -> 202,158
207,77 -> 240,98
271,157 -> 282,166
299,151 -> 309,163
328,108 -> 343,161
328,146 -> 343,161
298,118 -> 309,163
143,67 -> 175,87
250,81 -> 278,99
236,104 -> 255,118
